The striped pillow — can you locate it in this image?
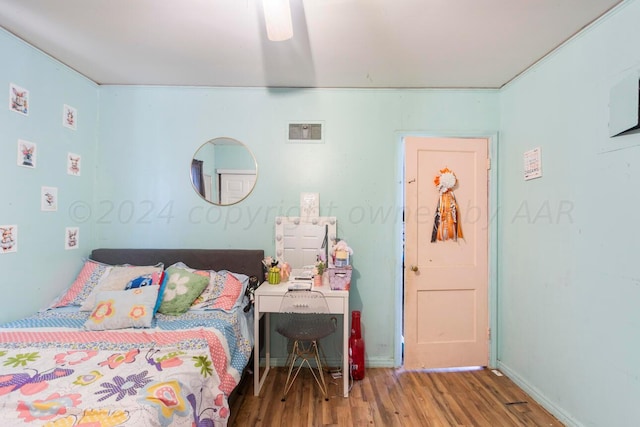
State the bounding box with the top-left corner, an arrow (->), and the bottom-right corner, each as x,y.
50,259 -> 112,308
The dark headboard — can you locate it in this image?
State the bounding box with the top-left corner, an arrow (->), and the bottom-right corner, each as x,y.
90,248 -> 264,280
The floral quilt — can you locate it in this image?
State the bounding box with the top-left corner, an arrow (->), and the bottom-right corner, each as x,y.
0,309 -> 252,426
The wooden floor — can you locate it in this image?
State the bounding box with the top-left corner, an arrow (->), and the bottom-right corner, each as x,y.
229,367 -> 563,427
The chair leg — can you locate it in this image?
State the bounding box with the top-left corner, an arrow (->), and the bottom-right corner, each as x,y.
310,341 -> 329,400
283,340 -> 296,373
282,340 -> 304,400
281,340 -> 330,401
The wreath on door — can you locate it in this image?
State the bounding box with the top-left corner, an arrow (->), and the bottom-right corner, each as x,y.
431,168 -> 463,242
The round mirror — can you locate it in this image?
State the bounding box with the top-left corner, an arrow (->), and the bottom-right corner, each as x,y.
190,137 -> 258,205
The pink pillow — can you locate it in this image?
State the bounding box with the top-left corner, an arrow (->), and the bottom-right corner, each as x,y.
211,272 -> 243,311
51,260 -> 111,308
190,270 -> 248,312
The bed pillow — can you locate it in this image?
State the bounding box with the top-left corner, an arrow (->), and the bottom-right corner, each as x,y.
192,270 -> 249,312
79,264 -> 164,311
153,272 -> 170,315
83,286 -> 159,331
50,259 -> 113,308
161,262 -> 220,310
124,273 -> 155,289
157,264 -> 210,315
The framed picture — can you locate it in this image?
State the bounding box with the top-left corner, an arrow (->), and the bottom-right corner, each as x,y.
0,225 -> 17,254
287,121 -> 324,144
9,83 -> 29,116
41,186 -> 58,211
63,104 -> 77,130
17,140 -> 37,168
65,226 -> 79,250
67,153 -> 81,176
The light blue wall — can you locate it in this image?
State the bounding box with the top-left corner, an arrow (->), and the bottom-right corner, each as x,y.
0,29 -> 98,322
194,142 -> 217,178
215,144 -> 255,170
6,2 -> 639,423
95,86 -> 499,366
497,1 -> 640,425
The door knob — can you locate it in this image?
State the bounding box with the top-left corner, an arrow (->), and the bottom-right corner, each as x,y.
410,265 -> 419,272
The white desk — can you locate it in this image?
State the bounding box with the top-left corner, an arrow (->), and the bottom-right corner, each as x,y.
253,282 -> 350,397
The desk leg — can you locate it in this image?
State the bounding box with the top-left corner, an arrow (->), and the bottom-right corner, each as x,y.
253,311 -> 261,396
343,312 -> 349,397
253,312 -> 272,396
265,313 -> 271,376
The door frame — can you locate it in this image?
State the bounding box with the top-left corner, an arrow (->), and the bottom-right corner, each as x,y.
394,130 -> 500,368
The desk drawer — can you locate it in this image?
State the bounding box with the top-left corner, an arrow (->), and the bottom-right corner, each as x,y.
257,295 -> 284,312
325,297 -> 345,314
258,294 -> 345,314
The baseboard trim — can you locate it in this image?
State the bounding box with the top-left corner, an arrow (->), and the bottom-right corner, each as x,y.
260,356 -> 395,369
497,361 -> 582,427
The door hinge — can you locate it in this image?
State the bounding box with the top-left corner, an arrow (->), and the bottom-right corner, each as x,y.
487,158 -> 491,170
487,327 -> 491,339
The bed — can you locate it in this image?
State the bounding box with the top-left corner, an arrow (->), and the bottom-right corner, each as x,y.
0,248 -> 264,427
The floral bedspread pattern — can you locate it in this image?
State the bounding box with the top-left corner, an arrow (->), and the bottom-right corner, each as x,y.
0,310 -> 252,426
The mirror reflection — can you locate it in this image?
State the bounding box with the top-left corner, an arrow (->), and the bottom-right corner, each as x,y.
275,216 -> 337,269
191,137 -> 257,205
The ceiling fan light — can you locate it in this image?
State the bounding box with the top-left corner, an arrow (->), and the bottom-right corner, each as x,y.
263,0 -> 293,41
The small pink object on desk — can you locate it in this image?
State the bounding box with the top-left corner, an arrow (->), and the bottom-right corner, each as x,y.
280,262 -> 291,282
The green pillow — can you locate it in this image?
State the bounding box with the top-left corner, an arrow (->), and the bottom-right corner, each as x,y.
157,265 -> 210,315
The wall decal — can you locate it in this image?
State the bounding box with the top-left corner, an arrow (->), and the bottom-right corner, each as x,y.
67,153 -> 81,176
65,226 -> 79,250
431,168 -> 463,242
17,140 -> 36,168
0,225 -> 17,253
63,104 -> 77,130
300,192 -> 319,219
41,186 -> 58,211
9,83 -> 29,116
523,147 -> 542,180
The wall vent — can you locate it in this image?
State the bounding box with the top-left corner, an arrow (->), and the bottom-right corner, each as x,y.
288,122 -> 324,143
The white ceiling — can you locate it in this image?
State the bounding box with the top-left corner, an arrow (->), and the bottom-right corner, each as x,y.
0,0 -> 623,89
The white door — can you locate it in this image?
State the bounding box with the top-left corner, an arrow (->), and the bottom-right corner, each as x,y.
282,222 -> 325,268
404,136 -> 489,369
219,172 -> 256,204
